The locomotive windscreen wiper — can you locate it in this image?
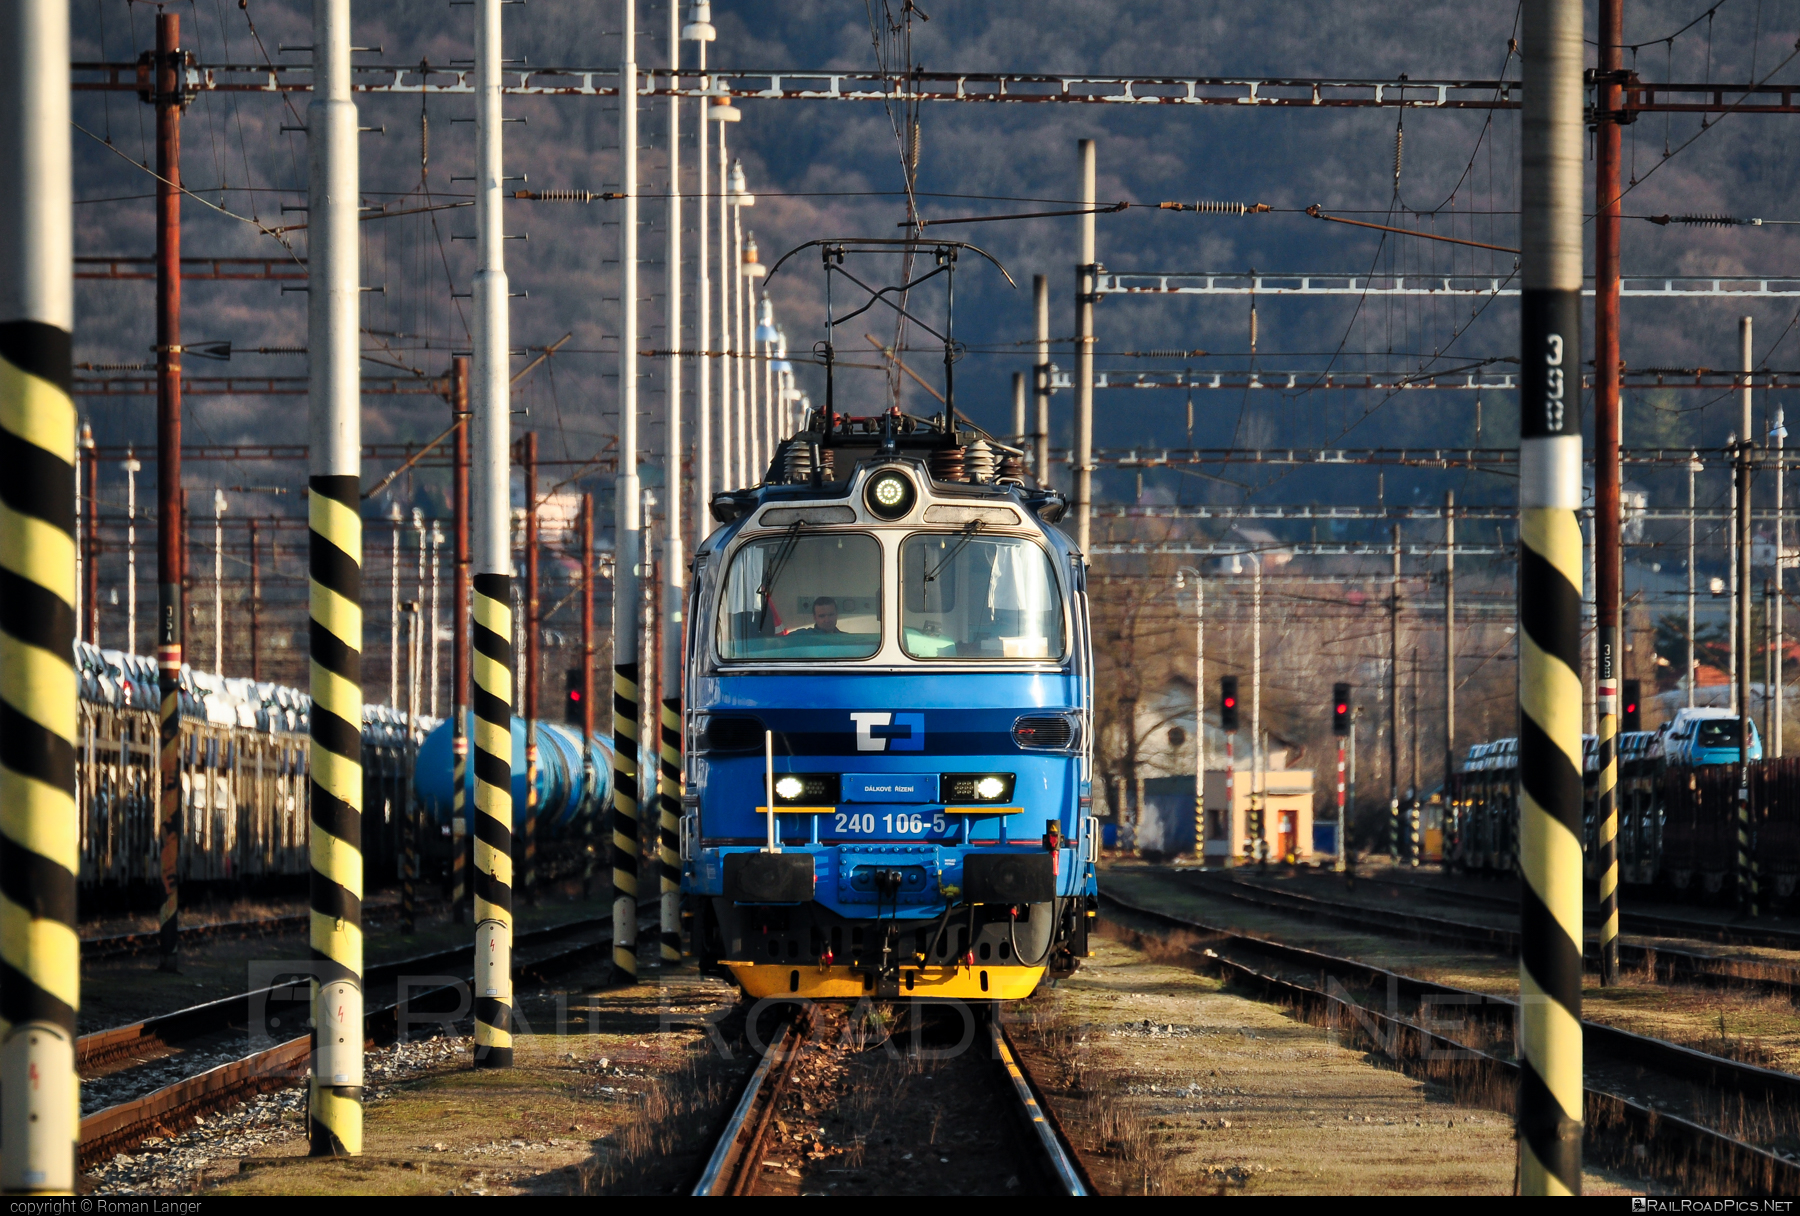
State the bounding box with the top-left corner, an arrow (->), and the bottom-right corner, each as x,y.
924,519 -> 985,584
755,521 -> 806,631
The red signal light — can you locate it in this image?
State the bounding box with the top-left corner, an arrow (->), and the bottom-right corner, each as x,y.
1335,703 -> 1347,715
1223,696 -> 1236,708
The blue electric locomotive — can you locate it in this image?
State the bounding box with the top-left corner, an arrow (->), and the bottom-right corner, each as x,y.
680,239 -> 1098,1003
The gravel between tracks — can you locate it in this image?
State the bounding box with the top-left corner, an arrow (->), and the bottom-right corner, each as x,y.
732,1003 -> 1053,1196
84,1035 -> 471,1195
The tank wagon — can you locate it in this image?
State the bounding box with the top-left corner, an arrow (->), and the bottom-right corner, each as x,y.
411,714 -> 613,881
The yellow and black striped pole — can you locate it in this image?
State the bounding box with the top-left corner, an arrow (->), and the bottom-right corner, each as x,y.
659,0 -> 687,965
612,0 -> 643,986
451,731 -> 468,921
1516,0 -> 1584,1192
305,0 -> 364,1156
0,1 -> 81,1186
470,0 -> 515,1066
471,573 -> 514,1065
611,655 -> 640,983
306,474 -> 364,1153
659,698 -> 681,962
1593,0 -> 1624,988
1736,317 -> 1757,917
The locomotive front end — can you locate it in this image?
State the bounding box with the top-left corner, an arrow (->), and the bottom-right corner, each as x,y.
682,453 -> 1096,1002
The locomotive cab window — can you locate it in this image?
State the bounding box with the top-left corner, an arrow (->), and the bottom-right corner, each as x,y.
900,532 -> 1065,660
717,531 -> 883,660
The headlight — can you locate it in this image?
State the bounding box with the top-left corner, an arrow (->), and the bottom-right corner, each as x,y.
769,773 -> 840,805
864,469 -> 917,520
939,772 -> 1016,803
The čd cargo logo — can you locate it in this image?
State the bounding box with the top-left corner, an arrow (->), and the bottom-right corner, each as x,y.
851,711 -> 925,752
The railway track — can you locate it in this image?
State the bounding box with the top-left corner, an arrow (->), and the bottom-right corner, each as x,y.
1188,870 -> 1800,1000
1350,871 -> 1800,953
692,1006 -> 1091,1196
81,895 -> 442,963
1101,891 -> 1800,1194
77,907 -> 649,1169
82,913 -> 310,963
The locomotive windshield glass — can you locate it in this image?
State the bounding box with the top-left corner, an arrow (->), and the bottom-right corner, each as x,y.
717,530 -> 883,660
900,532 -> 1065,660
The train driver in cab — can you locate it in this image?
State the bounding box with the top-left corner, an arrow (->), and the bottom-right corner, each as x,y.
791,595 -> 841,635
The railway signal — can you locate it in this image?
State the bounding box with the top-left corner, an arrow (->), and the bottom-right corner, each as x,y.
1220,675 -> 1238,862
1622,680 -> 1641,733
565,667 -> 584,725
1332,684 -> 1351,874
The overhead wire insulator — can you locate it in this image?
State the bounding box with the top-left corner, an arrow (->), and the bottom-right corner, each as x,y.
511,190 -> 622,202
1157,201 -> 1271,215
1645,213 -> 1763,227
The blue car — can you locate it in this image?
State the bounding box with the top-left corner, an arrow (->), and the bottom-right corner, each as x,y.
1661,708 -> 1764,768
680,423 -> 1097,1003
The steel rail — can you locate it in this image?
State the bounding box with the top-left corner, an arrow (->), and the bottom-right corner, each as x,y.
1099,892 -> 1800,1195
83,893 -> 444,960
82,910 -> 310,962
1197,872 -> 1800,999
65,62 -> 1800,113
78,910 -> 619,1072
1357,872 -> 1800,953
993,1021 -> 1090,1196
691,1015 -> 807,1196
